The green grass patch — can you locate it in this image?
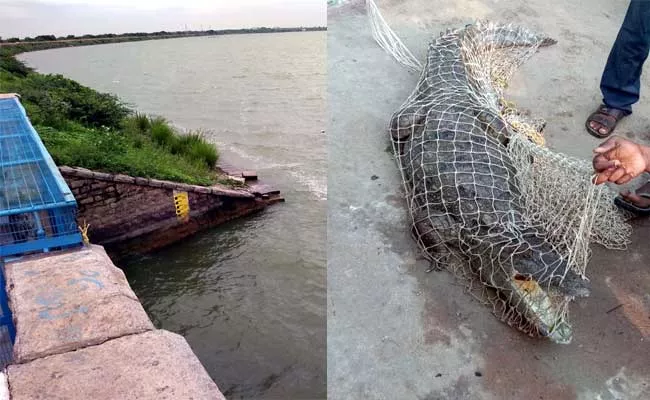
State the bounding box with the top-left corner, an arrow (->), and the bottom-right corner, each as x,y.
149,117 -> 176,147
0,70 -> 129,129
121,115 -> 219,169
172,131 -> 219,169
38,123 -> 217,185
1,50 -> 223,186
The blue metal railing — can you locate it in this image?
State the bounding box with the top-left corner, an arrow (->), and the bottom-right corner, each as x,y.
0,94 -> 88,363
0,96 -> 83,257
0,258 -> 15,367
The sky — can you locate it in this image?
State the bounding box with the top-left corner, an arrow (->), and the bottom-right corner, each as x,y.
0,0 -> 326,38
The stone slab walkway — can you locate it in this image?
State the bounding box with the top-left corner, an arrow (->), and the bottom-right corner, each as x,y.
2,245 -> 225,399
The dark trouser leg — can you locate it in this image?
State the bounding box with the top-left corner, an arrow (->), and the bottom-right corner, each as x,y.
600,0 -> 650,114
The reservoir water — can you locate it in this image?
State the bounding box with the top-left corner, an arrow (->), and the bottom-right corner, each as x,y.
20,31 -> 326,399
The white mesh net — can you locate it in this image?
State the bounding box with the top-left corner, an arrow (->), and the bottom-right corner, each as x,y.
384,20 -> 632,343
366,0 -> 423,72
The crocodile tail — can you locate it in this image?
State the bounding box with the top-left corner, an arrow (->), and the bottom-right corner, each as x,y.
469,21 -> 557,48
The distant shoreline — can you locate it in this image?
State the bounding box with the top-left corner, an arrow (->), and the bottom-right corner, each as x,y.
0,27 -> 327,51
0,25 -> 325,186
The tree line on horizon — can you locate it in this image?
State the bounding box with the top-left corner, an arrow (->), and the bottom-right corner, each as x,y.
0,26 -> 327,43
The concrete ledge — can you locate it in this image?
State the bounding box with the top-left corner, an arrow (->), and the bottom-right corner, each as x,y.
6,245 -> 154,363
59,165 -> 255,198
7,330 -> 226,400
0,372 -> 7,400
60,166 -> 283,255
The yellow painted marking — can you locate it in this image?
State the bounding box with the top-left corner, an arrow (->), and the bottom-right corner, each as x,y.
173,191 -> 190,221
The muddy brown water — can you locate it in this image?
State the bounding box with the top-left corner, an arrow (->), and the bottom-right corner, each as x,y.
20,31 -> 326,399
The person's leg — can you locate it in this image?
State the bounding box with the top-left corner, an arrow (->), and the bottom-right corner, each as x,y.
600,0 -> 650,113
595,2 -> 650,212
587,1 -> 650,137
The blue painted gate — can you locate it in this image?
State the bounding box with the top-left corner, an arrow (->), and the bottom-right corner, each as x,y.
0,96 -> 82,257
0,94 -> 84,366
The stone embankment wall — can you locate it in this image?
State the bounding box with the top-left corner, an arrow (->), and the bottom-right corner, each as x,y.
1,245 -> 226,399
59,166 -> 282,258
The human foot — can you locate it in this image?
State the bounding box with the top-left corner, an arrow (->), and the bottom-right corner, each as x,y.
615,181 -> 650,215
586,105 -> 628,138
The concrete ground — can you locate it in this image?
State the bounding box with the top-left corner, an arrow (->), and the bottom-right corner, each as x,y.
3,246 -> 224,399
327,1 -> 650,399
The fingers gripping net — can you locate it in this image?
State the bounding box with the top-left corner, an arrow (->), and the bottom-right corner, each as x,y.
388,22 -> 631,343
508,135 -> 632,265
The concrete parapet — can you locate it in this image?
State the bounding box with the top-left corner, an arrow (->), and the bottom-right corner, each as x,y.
58,165 -> 255,199
3,245 -> 226,398
0,373 -> 7,400
7,330 -> 225,400
5,245 -> 153,363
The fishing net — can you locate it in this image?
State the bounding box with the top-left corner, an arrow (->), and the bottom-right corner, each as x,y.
379,18 -> 632,342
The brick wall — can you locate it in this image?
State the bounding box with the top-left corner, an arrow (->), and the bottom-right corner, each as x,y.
58,166 -> 277,258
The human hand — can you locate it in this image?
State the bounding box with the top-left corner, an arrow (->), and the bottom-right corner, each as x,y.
592,135 -> 649,185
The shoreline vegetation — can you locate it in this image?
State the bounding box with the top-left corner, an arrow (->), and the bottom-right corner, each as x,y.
0,27 -> 328,187
0,26 -> 327,52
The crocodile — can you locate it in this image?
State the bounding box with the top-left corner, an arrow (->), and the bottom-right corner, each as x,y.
389,22 -> 586,343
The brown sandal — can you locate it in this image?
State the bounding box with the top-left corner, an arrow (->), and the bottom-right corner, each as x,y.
585,105 -> 628,138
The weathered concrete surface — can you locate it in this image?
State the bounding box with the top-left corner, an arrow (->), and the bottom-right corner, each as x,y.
6,245 -> 153,363
4,245 -> 227,398
0,372 -> 8,400
7,329 -> 226,400
328,1 -> 650,399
